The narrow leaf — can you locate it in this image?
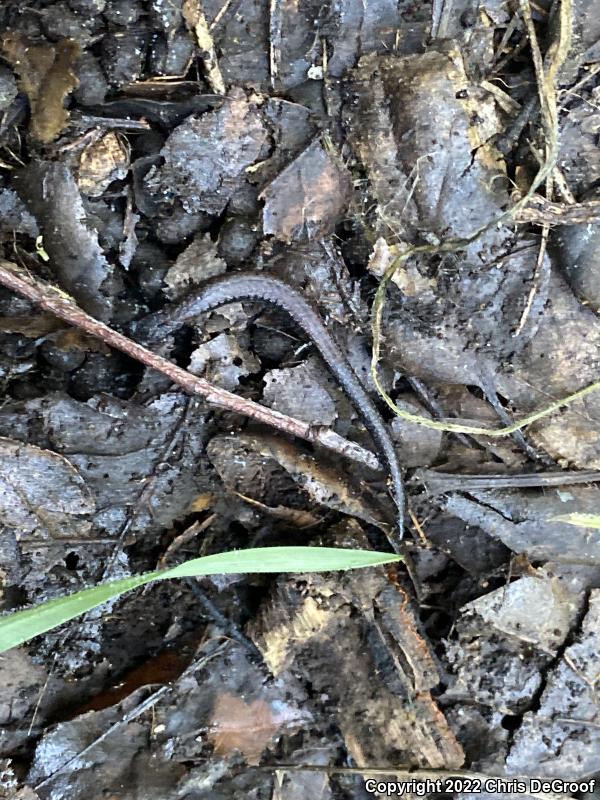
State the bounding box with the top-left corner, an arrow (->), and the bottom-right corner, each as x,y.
550,512 -> 600,529
0,547 -> 400,653
158,546 -> 400,578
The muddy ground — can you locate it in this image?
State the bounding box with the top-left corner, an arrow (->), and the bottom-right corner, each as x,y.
1,0 -> 600,798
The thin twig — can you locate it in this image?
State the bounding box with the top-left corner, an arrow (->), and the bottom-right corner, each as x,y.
268,0 -> 282,88
209,0 -> 236,30
34,641 -> 230,790
493,14 -> 522,64
184,580 -> 264,662
414,468 -> 600,494
551,167 -> 576,204
493,35 -> 530,77
27,653 -> 57,736
0,259 -> 383,472
514,0 -> 564,337
513,220 -> 549,336
558,63 -> 600,108
479,372 -> 547,460
156,516 -> 216,570
183,0 -> 225,94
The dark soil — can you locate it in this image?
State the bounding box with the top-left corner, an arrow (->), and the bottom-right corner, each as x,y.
1,1 -> 600,798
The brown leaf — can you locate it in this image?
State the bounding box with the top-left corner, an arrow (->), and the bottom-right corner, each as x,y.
2,34 -> 79,143
207,432 -> 391,532
261,140 -> 352,242
77,131 -> 129,196
187,492 -> 214,513
208,693 -> 280,765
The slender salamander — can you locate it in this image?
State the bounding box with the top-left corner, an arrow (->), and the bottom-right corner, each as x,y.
135,271 -> 405,549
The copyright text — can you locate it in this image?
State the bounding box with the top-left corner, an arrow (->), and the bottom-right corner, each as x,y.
364,777 -> 596,796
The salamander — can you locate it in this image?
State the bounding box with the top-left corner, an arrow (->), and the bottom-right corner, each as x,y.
134,271 -> 405,549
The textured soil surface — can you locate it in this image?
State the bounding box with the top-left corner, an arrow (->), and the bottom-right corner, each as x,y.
1,1 -> 600,798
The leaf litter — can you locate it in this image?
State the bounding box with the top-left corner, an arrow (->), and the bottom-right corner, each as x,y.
0,0 -> 600,797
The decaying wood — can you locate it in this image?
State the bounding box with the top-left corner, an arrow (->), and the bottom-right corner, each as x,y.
248,522 -> 464,772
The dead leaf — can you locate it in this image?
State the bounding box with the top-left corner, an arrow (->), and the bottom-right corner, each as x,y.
2,34 -> 80,143
77,131 -> 129,196
189,332 -> 260,391
262,359 -> 338,427
163,234 -> 226,300
15,161 -> 119,321
207,432 -> 390,532
187,492 -> 214,513
368,237 -> 436,298
0,438 -> 94,541
345,49 -> 506,249
261,140 -> 352,242
209,693 -> 299,764
145,89 -> 268,216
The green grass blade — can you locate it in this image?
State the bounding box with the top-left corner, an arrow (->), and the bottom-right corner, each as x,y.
0,547 -> 400,653
158,546 -> 401,578
0,572 -> 158,656
550,512 -> 600,528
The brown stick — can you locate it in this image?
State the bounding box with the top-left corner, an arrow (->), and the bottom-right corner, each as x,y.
0,259 -> 382,472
